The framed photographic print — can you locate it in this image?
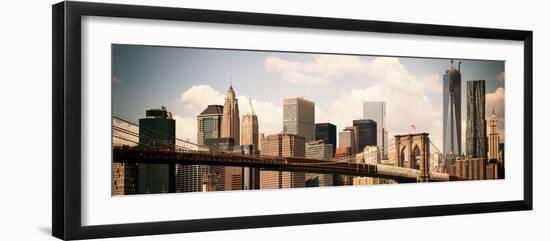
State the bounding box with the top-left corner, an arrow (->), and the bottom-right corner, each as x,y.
52,1 -> 533,240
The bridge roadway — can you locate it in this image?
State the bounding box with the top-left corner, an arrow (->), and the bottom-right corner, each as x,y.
112,148 -> 449,182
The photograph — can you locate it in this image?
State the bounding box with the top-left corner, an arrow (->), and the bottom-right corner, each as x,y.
111,44 -> 506,195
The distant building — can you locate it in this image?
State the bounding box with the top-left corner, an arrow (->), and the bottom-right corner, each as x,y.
138,107 -> 176,194
443,60 -> 462,158
362,145 -> 381,164
258,133 -> 265,153
363,102 -> 387,157
185,137 -> 236,192
352,177 -> 386,186
197,105 -> 223,146
283,97 -> 315,142
305,140 -> 334,160
235,144 -> 260,190
182,105 -> 224,193
204,138 -> 235,152
453,158 -> 492,180
204,138 -> 240,191
335,146 -> 353,158
334,146 -> 354,186
221,85 -> 240,145
488,109 -> 500,161
466,80 -> 487,159
223,166 -> 243,191
353,119 -> 377,152
178,165 -> 209,192
112,162 -> 138,195
260,133 -> 306,189
315,123 -> 337,155
339,127 -> 357,154
241,114 -> 259,154
486,163 -> 500,179
112,118 -> 138,195
305,140 -> 334,187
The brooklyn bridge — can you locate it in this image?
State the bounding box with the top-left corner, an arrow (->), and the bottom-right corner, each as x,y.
113,116 -> 451,183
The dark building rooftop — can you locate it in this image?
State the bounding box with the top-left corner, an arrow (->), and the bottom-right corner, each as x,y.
199,105 -> 224,116
145,106 -> 173,119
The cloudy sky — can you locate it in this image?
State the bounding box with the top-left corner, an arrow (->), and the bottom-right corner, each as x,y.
112,44 -> 505,152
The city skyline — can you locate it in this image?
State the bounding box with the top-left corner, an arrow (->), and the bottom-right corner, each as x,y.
112,44 -> 505,159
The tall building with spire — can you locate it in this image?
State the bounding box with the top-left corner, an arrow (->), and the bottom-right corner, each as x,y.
466,80 -> 487,159
443,60 -> 462,158
488,109 -> 500,161
221,85 -> 240,145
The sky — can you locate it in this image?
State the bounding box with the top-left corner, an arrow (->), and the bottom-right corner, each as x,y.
112,44 -> 505,152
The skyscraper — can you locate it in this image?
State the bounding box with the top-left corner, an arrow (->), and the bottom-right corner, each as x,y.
466,80 -> 487,159
260,133 -> 305,189
283,97 -> 315,142
219,85 -> 242,191
197,105 -> 223,146
315,123 -> 337,155
221,85 -> 240,145
488,109 -> 500,161
241,114 -> 259,153
305,140 -> 333,160
443,60 -> 462,157
182,105 -> 224,193
363,102 -> 387,156
305,140 -> 334,187
204,137 -> 236,191
353,119 -> 377,152
258,133 -> 265,153
339,126 -> 356,154
241,101 -> 260,190
138,107 -> 176,194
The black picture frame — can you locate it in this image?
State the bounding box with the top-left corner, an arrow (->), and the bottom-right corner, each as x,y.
52,1 -> 533,240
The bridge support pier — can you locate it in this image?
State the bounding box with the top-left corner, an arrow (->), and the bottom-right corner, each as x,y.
394,133 -> 431,182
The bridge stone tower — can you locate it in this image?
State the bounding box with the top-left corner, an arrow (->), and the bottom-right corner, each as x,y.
394,133 -> 430,182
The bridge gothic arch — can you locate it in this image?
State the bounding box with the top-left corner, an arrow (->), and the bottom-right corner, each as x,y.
399,145 -> 407,167
413,145 -> 421,169
394,133 -> 430,182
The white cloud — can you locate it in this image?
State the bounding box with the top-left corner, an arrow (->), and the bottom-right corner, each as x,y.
265,55 -> 442,95
173,114 -> 197,143
180,85 -> 224,115
486,87 -> 505,117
